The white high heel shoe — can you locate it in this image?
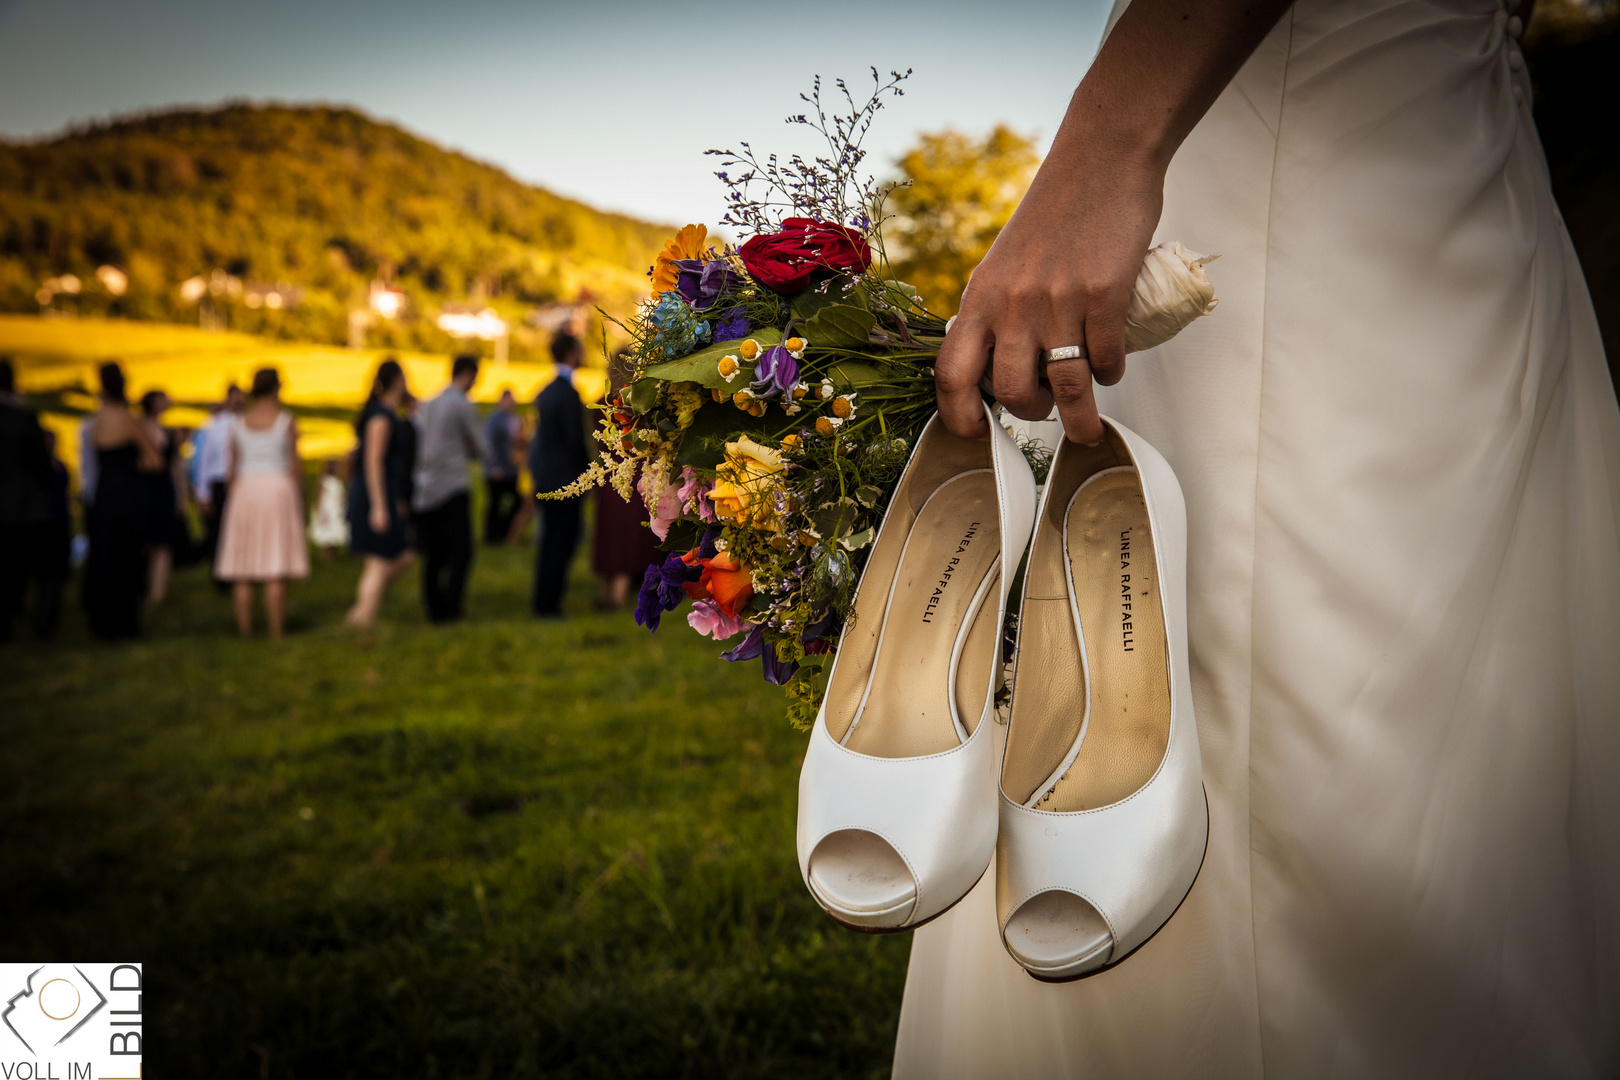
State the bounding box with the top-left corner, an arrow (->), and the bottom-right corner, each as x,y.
796,403 -> 1037,931
997,417 -> 1207,979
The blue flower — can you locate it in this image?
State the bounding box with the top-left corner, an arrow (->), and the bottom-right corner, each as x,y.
713,307 -> 750,342
647,292 -> 711,355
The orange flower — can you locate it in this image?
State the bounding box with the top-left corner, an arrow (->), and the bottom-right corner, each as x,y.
699,552 -> 754,617
651,223 -> 710,296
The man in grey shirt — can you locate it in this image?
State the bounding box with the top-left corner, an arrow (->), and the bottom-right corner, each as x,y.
413,354 -> 489,623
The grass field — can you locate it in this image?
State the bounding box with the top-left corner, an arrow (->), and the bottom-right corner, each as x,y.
0,536 -> 910,1077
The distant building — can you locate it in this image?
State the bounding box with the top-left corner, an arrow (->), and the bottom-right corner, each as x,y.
436,305 -> 508,341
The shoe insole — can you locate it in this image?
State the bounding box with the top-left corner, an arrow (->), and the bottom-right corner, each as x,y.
842,471 -> 1003,758
1003,460 -> 1171,811
1044,467 -> 1170,811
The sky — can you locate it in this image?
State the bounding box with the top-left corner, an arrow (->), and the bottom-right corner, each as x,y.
0,0 -> 1112,227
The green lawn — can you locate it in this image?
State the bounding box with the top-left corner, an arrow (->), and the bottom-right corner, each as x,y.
0,538 -> 909,1077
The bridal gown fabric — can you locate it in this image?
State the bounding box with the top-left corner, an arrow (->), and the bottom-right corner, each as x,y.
892,1 -> 1620,1076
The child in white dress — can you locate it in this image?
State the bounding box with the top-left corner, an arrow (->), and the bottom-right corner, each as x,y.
308,458 -> 349,558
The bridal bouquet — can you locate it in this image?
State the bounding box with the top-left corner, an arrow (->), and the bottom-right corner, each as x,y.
552,71 -> 1217,727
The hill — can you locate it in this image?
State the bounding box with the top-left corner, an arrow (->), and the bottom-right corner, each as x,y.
0,104 -> 672,359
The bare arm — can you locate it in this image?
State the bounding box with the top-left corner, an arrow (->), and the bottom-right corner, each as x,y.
364,413 -> 391,533
936,0 -> 1294,443
130,415 -> 163,472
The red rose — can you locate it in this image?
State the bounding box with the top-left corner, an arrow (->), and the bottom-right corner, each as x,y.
737,217 -> 873,295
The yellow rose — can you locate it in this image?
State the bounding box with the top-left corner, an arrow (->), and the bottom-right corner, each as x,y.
711,436 -> 785,531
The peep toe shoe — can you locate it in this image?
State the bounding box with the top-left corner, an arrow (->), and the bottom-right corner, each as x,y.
797,404 -> 1037,931
996,417 -> 1207,979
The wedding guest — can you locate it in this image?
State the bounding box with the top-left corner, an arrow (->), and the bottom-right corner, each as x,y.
592,374 -> 658,611
0,357 -> 52,642
83,362 -> 160,639
137,390 -> 188,609
413,354 -> 489,623
505,415 -> 536,545
398,391 -> 420,514
214,368 -> 307,639
345,360 -> 416,629
28,427 -> 72,637
193,384 -> 244,574
482,387 -> 522,544
307,458 -> 349,559
77,402 -> 99,511
35,430 -> 71,638
529,332 -> 590,617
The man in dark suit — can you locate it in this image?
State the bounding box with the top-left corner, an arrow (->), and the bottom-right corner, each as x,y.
529,332 -> 591,616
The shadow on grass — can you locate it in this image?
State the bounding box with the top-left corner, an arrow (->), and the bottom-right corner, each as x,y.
0,541 -> 909,1078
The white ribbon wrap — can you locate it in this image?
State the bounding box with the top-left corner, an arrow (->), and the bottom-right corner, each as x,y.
1124,241 -> 1218,353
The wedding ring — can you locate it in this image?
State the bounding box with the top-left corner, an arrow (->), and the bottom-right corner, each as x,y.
1045,345 -> 1087,363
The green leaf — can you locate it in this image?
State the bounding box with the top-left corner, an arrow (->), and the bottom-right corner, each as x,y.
623,378 -> 660,415
801,304 -> 876,349
643,328 -> 782,390
824,360 -> 889,391
810,497 -> 860,541
789,275 -> 864,320
882,279 -> 919,303
674,398 -> 771,469
839,527 -> 875,552
853,485 -> 885,508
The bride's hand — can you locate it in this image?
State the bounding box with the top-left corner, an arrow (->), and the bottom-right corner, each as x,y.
933,0 -> 1294,445
936,145 -> 1165,446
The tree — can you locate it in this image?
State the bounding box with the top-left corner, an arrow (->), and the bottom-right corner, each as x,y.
880,126 -> 1039,317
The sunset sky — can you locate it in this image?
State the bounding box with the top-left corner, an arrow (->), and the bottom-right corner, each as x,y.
0,0 -> 1112,226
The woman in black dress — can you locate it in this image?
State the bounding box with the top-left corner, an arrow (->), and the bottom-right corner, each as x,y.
344,359 -> 415,628
138,389 -> 187,608
83,362 -> 161,639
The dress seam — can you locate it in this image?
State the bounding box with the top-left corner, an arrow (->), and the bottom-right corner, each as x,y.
1249,9 -> 1294,1077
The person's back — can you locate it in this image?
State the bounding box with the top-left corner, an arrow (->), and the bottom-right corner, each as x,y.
530,334 -> 589,616
232,409 -> 291,475
531,376 -> 588,494
412,381 -> 485,514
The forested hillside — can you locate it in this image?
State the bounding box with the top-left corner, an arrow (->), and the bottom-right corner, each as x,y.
0,104 -> 670,355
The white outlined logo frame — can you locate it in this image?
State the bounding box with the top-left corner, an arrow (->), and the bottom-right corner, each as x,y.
0,962 -> 142,1077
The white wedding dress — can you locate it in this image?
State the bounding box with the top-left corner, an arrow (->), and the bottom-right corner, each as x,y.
892,0 -> 1620,1076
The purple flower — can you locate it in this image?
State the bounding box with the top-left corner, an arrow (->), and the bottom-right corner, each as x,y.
713,307 -> 750,342
751,345 -> 798,398
721,623 -> 765,662
674,259 -> 738,309
762,644 -> 798,685
718,620 -> 802,685
634,554 -> 701,631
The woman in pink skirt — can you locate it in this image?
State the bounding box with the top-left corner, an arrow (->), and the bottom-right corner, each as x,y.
215,367 -> 308,638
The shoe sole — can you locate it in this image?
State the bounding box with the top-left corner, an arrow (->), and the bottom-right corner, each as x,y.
1021,785 -> 1210,984
816,857 -> 993,936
